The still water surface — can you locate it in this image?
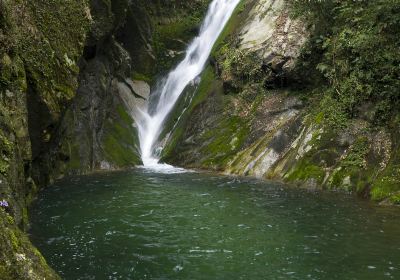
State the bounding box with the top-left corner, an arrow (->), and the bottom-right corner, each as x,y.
30,169 -> 400,279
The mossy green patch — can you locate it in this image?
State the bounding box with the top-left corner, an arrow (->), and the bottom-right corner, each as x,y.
191,65 -> 218,107
371,164 -> 400,202
0,210 -> 60,279
200,116 -> 249,169
101,112 -> 141,167
9,229 -> 19,250
132,72 -> 152,83
367,133 -> 400,203
116,105 -> 133,125
286,159 -> 325,185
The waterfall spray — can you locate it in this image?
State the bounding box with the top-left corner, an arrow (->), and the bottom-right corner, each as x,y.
134,0 -> 240,168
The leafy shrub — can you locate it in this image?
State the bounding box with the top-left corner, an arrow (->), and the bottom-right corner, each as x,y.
289,0 -> 400,124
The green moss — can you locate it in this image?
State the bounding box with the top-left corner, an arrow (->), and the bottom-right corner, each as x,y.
371,165 -> 400,201
286,160 -> 325,184
9,229 -> 19,250
328,166 -> 371,193
103,134 -> 138,167
370,137 -> 400,202
342,137 -> 369,168
314,111 -> 324,125
132,72 -> 151,83
22,207 -> 29,228
192,66 -> 217,106
0,265 -> 7,277
17,0 -> 90,105
116,105 -> 133,125
329,167 -> 347,188
6,214 -> 14,225
0,210 -> 60,279
32,247 -> 49,268
200,116 -> 249,169
101,115 -> 141,167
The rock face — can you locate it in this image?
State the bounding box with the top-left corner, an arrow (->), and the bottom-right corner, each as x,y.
239,0 -> 307,69
0,0 -> 211,278
0,0 -> 90,277
163,0 -> 308,167
163,0 -> 400,205
48,28 -> 142,176
45,0 -> 212,177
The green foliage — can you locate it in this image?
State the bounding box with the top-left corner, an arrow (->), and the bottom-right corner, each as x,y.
317,91 -> 349,129
289,0 -> 400,125
371,167 -> 400,202
327,137 -> 370,192
218,45 -> 263,89
342,137 -> 369,168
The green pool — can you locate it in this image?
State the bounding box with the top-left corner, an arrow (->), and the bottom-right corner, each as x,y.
30,169 -> 400,279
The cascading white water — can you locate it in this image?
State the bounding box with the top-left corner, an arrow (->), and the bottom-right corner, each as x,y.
134,0 -> 240,169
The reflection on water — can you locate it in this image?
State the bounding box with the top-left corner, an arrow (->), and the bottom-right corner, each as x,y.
30,169 -> 400,280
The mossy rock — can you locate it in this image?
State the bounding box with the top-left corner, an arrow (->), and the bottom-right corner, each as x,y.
101,106 -> 141,167
0,210 -> 60,279
286,159 -> 326,185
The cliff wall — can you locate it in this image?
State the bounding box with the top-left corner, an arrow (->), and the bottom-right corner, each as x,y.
163,0 -> 400,206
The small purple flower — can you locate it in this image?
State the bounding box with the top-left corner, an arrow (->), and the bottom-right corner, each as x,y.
0,200 -> 9,207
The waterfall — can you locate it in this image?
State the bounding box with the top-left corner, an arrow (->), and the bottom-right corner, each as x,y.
134,0 -> 240,169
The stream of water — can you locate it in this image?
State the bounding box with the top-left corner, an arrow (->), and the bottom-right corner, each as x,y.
30,169 -> 400,280
133,0 -> 240,168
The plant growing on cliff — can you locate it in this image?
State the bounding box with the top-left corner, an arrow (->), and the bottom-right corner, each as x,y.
342,137 -> 369,168
217,43 -> 264,90
289,0 -> 400,125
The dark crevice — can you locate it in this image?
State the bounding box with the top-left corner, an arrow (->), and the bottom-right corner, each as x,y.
26,72 -> 52,161
83,45 -> 97,60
